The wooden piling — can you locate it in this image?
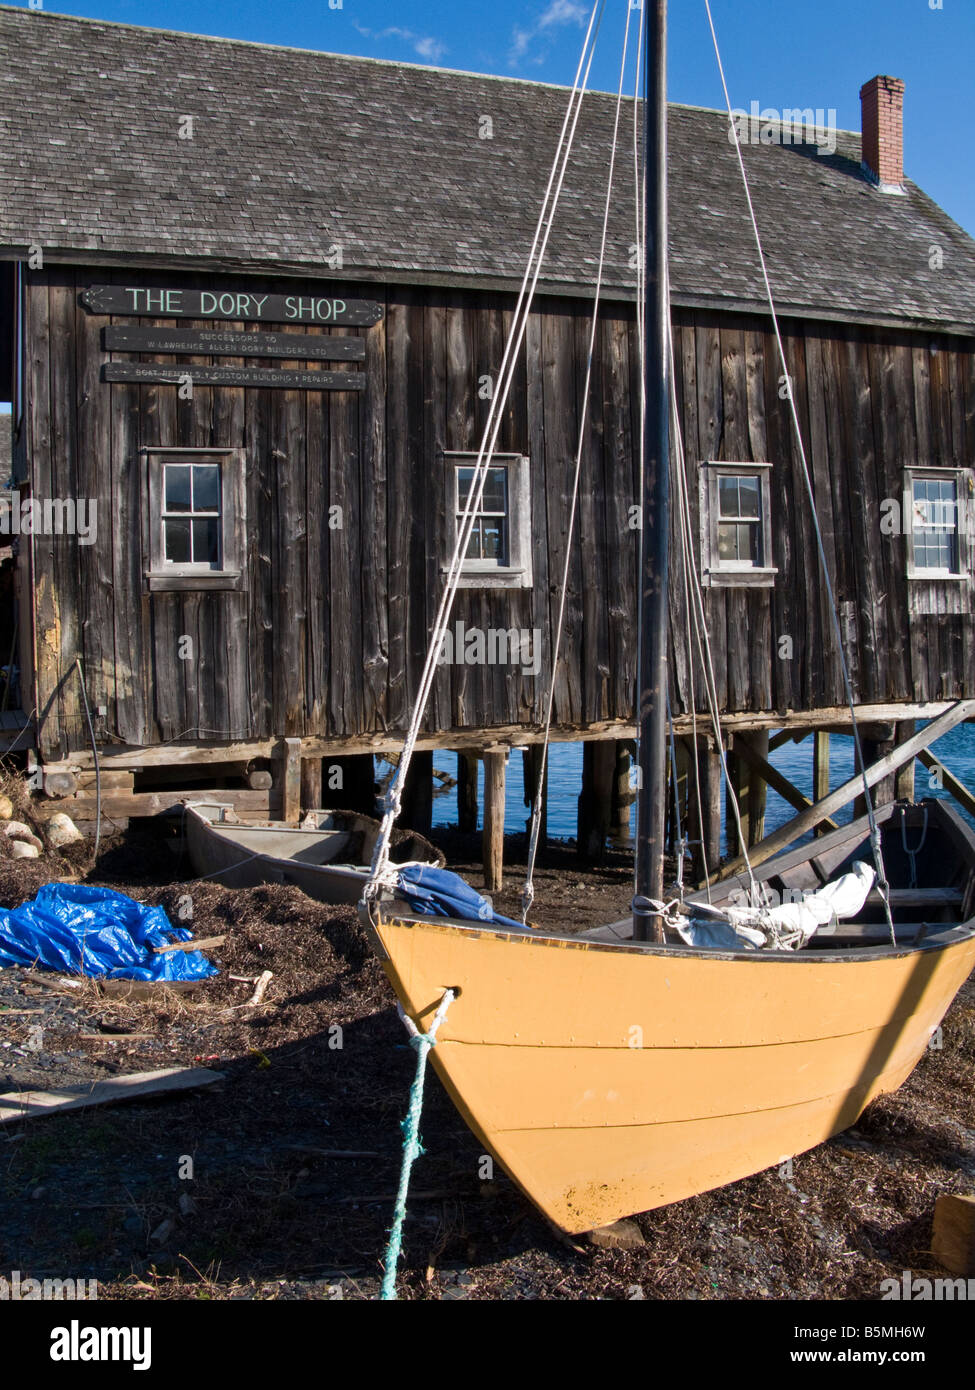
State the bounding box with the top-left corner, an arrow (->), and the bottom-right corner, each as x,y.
300,756 -> 322,813
399,750 -> 433,835
611,739 -> 636,844
482,750 -> 506,891
578,739 -> 615,863
522,744 -> 548,847
895,720 -> 916,802
281,737 -> 302,824
687,737 -> 722,880
855,722 -> 896,818
813,731 -> 830,836
457,752 -> 479,834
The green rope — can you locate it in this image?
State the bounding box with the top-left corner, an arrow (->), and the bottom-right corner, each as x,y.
380,990 -> 455,1301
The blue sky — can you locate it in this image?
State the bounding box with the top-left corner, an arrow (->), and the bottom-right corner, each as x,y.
23,0 -> 974,238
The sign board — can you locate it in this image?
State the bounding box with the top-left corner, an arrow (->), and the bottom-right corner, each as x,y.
103,326 -> 366,361
82,285 -> 384,327
102,363 -> 365,391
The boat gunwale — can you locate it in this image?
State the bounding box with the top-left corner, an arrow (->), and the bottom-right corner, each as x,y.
370,907 -> 975,966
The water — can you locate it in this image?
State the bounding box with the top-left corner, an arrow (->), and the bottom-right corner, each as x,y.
425,722 -> 975,847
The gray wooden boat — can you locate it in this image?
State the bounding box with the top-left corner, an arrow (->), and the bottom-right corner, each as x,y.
184,802 -> 444,904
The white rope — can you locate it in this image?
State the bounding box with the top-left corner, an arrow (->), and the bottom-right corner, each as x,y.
702,0 -> 894,941
364,0 -> 608,899
521,0 -> 640,921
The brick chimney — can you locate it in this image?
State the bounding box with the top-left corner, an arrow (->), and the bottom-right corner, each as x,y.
860,75 -> 905,190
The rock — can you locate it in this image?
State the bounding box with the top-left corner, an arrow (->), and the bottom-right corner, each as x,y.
586,1218 -> 646,1251
4,821 -> 44,851
9,841 -> 40,859
46,812 -> 84,849
150,1219 -> 174,1245
0,796 -> 13,820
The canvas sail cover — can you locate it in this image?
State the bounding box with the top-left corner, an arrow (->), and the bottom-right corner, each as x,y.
676,861 -> 876,951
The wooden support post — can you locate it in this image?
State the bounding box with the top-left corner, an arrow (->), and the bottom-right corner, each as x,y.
457,752 -> 479,834
522,744 -> 547,847
713,699 -> 975,883
731,732 -> 839,834
577,739 -> 615,863
399,750 -> 433,835
813,731 -> 830,836
725,740 -> 748,846
668,736 -> 690,854
895,720 -> 916,802
300,757 -> 322,813
482,750 -> 506,892
611,739 -> 636,844
281,738 -> 301,824
687,738 -> 721,881
745,731 -> 769,847
855,723 -> 896,818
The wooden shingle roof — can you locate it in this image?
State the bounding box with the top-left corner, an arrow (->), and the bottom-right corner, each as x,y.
3,7 -> 975,333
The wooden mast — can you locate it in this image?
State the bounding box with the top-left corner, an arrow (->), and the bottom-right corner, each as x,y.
634,0 -> 671,942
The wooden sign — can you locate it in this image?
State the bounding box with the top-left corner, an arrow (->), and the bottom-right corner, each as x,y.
82,285 -> 383,327
102,363 -> 365,391
103,326 -> 366,361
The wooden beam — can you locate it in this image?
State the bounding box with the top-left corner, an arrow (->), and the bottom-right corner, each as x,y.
482,751 -> 506,892
522,744 -> 547,847
37,703 -> 972,774
686,738 -> 721,880
0,1067 -> 224,1125
281,738 -> 302,825
745,731 -> 769,846
31,789 -> 273,821
768,728 -> 806,753
917,750 -> 975,820
611,739 -> 636,844
731,733 -> 839,833
712,700 -> 975,883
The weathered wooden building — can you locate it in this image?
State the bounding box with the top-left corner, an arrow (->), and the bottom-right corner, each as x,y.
1,9 -> 974,855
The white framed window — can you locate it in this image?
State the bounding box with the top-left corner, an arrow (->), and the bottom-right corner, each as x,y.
700,461 -> 777,588
905,467 -> 971,580
443,451 -> 532,589
142,448 -> 245,592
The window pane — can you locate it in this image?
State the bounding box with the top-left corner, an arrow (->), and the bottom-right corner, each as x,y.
737,476 -> 760,518
480,468 -> 507,514
193,464 -> 221,513
913,477 -> 958,569
465,520 -> 482,560
192,517 -> 220,566
717,520 -> 759,564
164,516 -> 191,563
164,465 -> 192,513
718,476 -> 739,518
457,468 -> 474,510
481,520 -> 504,560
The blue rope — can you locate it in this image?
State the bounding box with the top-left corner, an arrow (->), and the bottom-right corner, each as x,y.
380,991 -> 455,1301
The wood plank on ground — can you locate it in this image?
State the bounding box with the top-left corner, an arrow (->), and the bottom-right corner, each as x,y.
0,1066 -> 224,1125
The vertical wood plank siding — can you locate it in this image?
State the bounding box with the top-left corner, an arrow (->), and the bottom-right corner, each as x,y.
24,268 -> 975,757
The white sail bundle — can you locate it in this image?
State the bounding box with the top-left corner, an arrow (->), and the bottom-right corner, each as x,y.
675,861 -> 876,952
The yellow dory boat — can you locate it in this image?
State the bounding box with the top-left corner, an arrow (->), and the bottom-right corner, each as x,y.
363,800 -> 975,1233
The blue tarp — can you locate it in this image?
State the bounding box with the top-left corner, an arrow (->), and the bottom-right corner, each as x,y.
0,883 -> 219,980
394,863 -> 530,933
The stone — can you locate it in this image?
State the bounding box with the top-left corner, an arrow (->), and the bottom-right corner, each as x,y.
4,821 -> 44,851
586,1218 -> 646,1251
9,840 -> 40,859
150,1219 -> 174,1245
0,796 -> 14,820
46,812 -> 84,849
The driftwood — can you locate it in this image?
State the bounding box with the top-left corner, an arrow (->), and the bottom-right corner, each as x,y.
0,1066 -> 224,1125
152,935 -> 226,955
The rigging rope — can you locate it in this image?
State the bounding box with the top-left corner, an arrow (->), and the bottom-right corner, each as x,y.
521,0 -> 640,922
364,0 -> 608,901
380,989 -> 455,1301
702,0 -> 895,942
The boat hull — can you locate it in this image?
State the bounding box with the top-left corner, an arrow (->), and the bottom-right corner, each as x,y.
371,912 -> 975,1232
